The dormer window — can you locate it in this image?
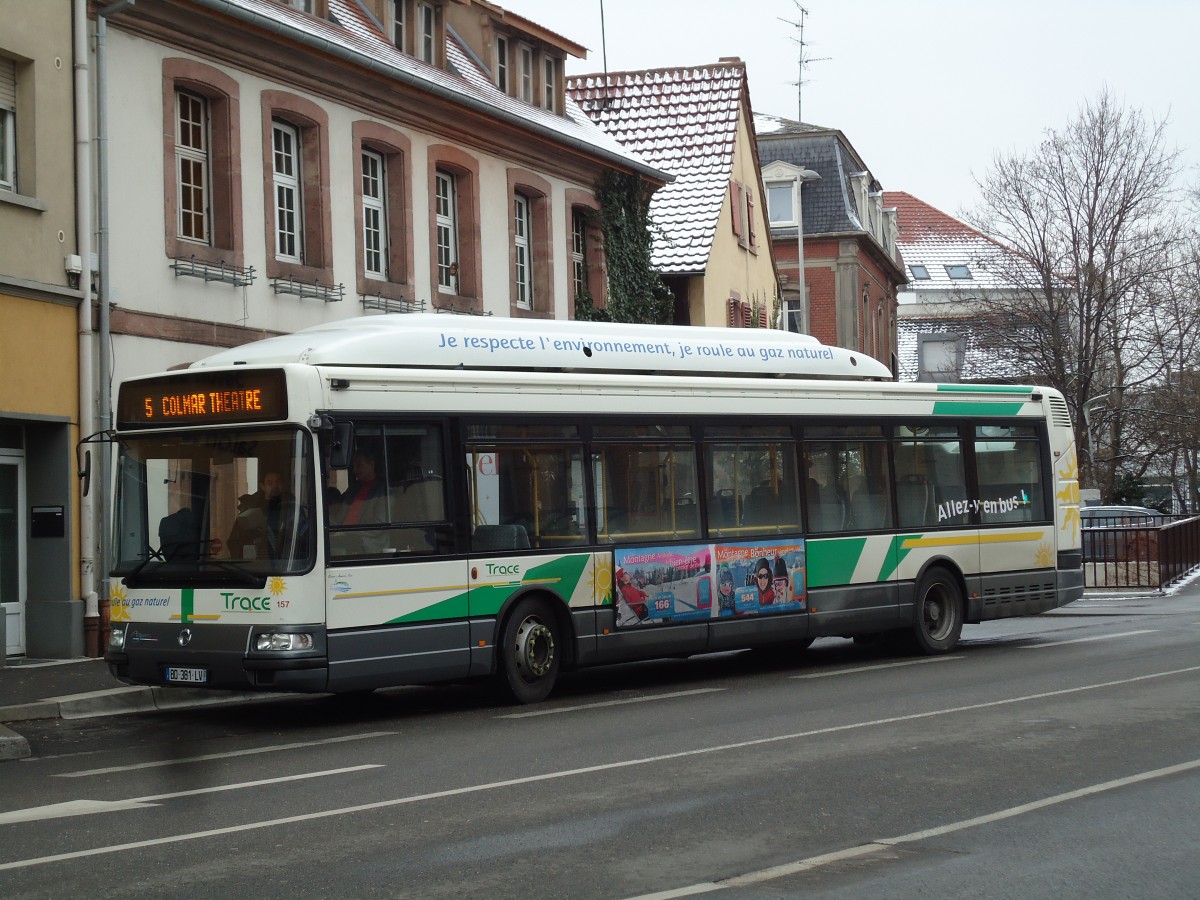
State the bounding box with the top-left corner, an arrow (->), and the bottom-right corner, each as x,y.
542,56 -> 558,111
417,2 -> 436,64
285,0 -> 314,12
495,35 -> 509,93
518,44 -> 534,103
389,0 -> 406,50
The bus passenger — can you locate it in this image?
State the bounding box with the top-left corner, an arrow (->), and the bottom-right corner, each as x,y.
227,471 -> 288,560
331,450 -> 388,526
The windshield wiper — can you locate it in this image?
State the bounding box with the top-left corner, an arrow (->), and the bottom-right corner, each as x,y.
198,558 -> 266,587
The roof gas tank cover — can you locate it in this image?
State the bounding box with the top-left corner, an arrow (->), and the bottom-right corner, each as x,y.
191,314 -> 893,381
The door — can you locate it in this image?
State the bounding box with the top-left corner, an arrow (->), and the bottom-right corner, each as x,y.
0,456 -> 25,655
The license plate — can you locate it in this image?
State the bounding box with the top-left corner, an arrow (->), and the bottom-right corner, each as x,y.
166,666 -> 207,684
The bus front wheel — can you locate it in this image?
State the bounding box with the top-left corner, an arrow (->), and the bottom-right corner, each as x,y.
910,567 -> 963,654
497,598 -> 561,704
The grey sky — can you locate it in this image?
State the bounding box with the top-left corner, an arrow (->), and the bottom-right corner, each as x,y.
508,0 -> 1200,219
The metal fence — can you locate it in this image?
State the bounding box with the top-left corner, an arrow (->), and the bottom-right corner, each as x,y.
1083,515 -> 1200,590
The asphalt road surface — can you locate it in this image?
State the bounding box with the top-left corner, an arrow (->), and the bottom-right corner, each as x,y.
2,591 -> 1198,898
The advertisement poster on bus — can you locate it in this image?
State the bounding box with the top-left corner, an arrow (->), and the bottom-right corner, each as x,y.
614,540 -> 807,627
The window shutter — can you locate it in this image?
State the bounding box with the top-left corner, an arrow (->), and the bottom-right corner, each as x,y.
0,58 -> 15,110
757,305 -> 767,328
730,181 -> 743,238
746,189 -> 758,252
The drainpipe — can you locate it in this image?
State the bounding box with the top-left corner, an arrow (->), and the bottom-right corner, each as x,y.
74,0 -> 98,654
95,0 -> 136,652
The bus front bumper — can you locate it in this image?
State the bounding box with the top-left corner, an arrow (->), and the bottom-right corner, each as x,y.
105,621 -> 329,693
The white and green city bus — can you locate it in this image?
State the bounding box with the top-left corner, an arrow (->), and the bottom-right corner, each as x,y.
105,315 -> 1084,703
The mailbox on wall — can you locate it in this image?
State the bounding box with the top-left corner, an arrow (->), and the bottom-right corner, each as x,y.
31,506 -> 65,539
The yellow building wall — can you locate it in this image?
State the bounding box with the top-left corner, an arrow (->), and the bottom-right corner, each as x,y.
0,294 -> 80,418
697,104 -> 780,327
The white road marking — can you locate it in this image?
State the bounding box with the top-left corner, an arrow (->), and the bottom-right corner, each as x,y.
1020,629 -> 1156,648
53,732 -> 396,778
498,688 -> 726,718
792,656 -> 964,679
629,757 -> 1200,898
0,766 -> 383,826
3,663 -> 1198,872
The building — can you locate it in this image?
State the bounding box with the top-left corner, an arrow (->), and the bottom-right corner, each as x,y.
2,0 -> 671,660
0,0 -> 87,658
756,116 -> 904,371
884,191 -> 1040,382
567,59 -> 779,327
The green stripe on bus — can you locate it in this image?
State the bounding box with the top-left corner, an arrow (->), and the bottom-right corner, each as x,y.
935,384 -> 1034,394
932,401 -> 1026,416
808,537 -> 867,587
388,553 -> 591,624
390,591 -> 469,625
877,534 -> 924,581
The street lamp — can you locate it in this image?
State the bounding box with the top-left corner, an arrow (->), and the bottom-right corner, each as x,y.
1082,393 -> 1111,492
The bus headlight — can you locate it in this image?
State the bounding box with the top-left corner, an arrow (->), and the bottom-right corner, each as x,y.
255,632 -> 314,651
108,624 -> 127,651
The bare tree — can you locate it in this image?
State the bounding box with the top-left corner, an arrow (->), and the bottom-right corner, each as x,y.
965,89 -> 1185,496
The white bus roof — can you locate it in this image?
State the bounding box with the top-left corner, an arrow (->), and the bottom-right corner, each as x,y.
192,314 -> 894,380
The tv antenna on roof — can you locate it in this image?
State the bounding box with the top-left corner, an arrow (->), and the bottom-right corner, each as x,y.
779,2 -> 830,123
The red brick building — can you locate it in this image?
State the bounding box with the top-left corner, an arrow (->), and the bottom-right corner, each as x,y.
756,116 -> 905,373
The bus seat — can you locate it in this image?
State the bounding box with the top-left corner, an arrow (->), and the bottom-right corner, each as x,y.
846,477 -> 886,530
402,478 -> 444,522
742,490 -> 781,528
708,491 -> 737,531
472,524 -> 531,552
673,499 -> 698,535
896,475 -> 933,527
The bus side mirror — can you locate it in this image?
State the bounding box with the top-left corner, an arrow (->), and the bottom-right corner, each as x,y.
329,422 -> 354,470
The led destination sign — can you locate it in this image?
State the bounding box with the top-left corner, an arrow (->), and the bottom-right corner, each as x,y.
117,369 -> 288,429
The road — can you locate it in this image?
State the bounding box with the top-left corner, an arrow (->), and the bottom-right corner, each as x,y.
2,591 -> 1199,898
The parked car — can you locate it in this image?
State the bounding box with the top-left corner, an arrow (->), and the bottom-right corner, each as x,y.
1081,505 -> 1162,527
1081,506 -> 1163,561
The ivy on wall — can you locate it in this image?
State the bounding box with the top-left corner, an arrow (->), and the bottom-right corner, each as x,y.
575,170 -> 674,324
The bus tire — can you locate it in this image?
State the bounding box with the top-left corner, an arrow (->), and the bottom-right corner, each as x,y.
497,598 -> 561,704
910,567 -> 963,654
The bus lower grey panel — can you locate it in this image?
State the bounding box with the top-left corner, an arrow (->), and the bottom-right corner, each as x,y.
706,613 -> 809,651
594,622 -> 707,665
970,571 -> 1059,621
327,622 -> 471,690
570,608 -> 599,667
1057,568 -> 1085,607
808,583 -> 901,637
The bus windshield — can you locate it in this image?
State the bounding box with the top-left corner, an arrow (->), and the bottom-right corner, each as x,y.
112,427 -> 315,584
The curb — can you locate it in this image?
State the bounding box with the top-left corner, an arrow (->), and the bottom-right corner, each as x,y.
0,685 -> 281,725
0,724 -> 30,760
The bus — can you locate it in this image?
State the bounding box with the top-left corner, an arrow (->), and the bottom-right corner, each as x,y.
105,315 -> 1083,703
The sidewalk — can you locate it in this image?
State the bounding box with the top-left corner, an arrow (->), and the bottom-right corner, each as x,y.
0,656 -> 276,760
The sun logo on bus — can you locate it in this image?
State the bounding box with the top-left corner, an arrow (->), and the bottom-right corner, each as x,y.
1035,543 -> 1053,568
1057,448 -> 1081,537
268,577 -> 287,596
591,558 -> 614,606
109,582 -> 131,622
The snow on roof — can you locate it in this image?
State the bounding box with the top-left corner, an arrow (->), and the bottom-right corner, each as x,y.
195,0 -> 666,182
566,62 -> 750,273
884,191 -> 1038,292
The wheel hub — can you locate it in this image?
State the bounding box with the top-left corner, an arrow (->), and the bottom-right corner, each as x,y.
515,617 -> 554,679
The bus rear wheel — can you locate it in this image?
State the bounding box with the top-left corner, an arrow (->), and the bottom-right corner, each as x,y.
910,567 -> 963,654
497,598 -> 561,704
